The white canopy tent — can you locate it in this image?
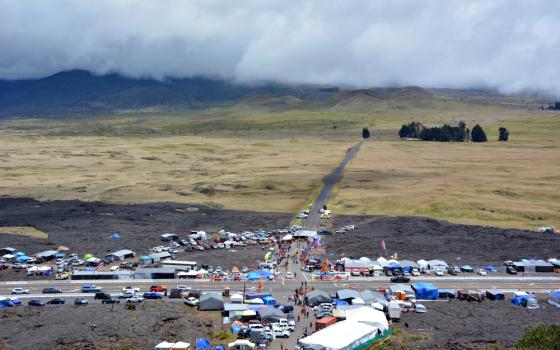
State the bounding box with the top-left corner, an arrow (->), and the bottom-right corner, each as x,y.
298,320 -> 378,350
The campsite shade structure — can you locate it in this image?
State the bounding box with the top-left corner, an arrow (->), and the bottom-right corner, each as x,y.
306,290 -> 331,307
460,265 -> 474,273
412,282 -> 438,300
258,307 -> 285,322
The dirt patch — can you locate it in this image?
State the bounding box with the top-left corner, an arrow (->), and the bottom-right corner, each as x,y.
0,197 -> 290,263
328,216 -> 560,264
0,301 -> 221,350
398,298 -> 559,349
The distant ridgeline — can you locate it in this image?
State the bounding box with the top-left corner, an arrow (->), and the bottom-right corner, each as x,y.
399,121 -> 488,142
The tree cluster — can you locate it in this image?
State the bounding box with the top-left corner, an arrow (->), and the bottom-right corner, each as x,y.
399,121 -> 472,142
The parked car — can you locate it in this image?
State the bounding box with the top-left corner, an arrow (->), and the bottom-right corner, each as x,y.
391,275 -> 410,283
11,288 -> 30,295
119,291 -> 135,299
476,269 -> 487,276
47,298 -> 65,305
81,284 -> 102,293
42,287 -> 62,294
102,298 -> 120,304
122,286 -> 140,293
95,292 -> 112,300
285,272 -> 294,279
184,297 -> 199,306
0,264 -> 9,270
143,292 -> 163,299
415,304 -> 428,313
74,297 -> 88,305
176,285 -> 191,292
150,285 -> 167,293
28,299 -> 46,307
126,296 -> 145,303
434,269 -> 444,276
411,268 -> 420,276
506,266 -> 518,275
447,267 -> 458,275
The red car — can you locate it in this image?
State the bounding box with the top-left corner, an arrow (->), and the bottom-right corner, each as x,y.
150,285 -> 168,293
0,264 -> 9,271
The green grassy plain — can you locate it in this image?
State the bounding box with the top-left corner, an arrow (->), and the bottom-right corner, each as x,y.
1,94 -> 558,229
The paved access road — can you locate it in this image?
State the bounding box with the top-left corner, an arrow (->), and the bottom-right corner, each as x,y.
302,141 -> 362,230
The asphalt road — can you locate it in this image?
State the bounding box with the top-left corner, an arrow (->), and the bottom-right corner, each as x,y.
302,141 -> 362,230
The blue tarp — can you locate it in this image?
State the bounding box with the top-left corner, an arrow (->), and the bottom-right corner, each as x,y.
512,295 -> 536,305
484,265 -> 498,272
486,289 -> 505,301
139,255 -> 151,261
412,282 -> 438,300
438,289 -> 456,299
111,232 -> 120,239
388,262 -> 401,270
195,338 -> 211,349
247,272 -> 260,280
16,256 -> 29,262
460,265 -> 474,272
15,252 -> 25,257
335,299 -> 349,306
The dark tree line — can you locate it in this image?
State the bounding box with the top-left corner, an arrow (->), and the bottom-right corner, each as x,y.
398,121 -> 497,143
399,121 -> 471,142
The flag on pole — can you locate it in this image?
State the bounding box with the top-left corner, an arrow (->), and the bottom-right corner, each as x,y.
379,240 -> 386,250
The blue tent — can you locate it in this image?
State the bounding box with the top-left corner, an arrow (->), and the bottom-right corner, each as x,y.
111,232 -> 121,239
55,253 -> 65,258
388,262 -> 401,270
247,272 -> 260,280
484,265 -> 498,272
412,282 -> 438,300
195,338 -> 211,349
335,299 -> 349,306
512,294 -> 536,305
460,265 -> 474,273
15,252 -> 25,257
438,289 -> 456,299
258,270 -> 271,279
16,255 -> 29,262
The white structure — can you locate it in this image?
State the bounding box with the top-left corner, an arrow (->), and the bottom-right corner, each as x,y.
344,306 -> 389,332
297,320 -> 380,350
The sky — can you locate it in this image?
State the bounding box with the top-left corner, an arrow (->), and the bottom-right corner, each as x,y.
1,0 -> 559,94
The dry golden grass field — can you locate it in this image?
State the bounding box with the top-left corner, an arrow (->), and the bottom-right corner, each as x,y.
330,115 -> 560,230
0,97 -> 558,230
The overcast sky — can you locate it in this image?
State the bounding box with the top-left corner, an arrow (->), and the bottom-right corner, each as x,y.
1,0 -> 559,94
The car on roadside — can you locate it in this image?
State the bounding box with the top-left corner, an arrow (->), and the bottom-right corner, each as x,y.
143,292 -> 163,300
95,292 -> 112,300
42,287 -> 62,294
12,263 -> 27,270
47,298 -> 65,305
447,267 -> 457,275
118,291 -> 135,299
74,297 -> 88,305
102,298 -> 120,304
476,269 -> 487,276
184,297 -> 199,306
506,266 -> 517,275
411,268 -> 420,276
176,285 -> 191,292
11,288 -> 30,295
81,284 -> 102,293
391,275 -> 410,283
126,296 -> 145,303
351,270 -> 360,277
434,269 -> 445,276
122,286 -> 140,293
149,285 -> 167,293
285,272 -> 294,279
28,299 -> 46,307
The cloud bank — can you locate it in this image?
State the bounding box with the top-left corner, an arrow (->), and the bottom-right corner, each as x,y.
1,0 -> 559,94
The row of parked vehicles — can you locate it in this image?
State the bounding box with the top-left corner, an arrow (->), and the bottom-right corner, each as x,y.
238,317 -> 296,344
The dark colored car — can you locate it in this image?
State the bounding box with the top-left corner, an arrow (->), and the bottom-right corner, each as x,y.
95,292 -> 112,300
0,264 -> 9,270
237,328 -> 250,339
42,287 -> 62,294
506,266 -> 517,275
143,292 -> 163,299
74,297 -> 88,305
318,229 -> 332,235
28,299 -> 46,307
47,298 -> 65,305
390,275 -> 410,283
447,267 -> 458,275
102,298 -> 120,304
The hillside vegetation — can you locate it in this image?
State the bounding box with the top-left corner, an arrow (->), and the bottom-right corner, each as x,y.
0,72 -> 558,229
